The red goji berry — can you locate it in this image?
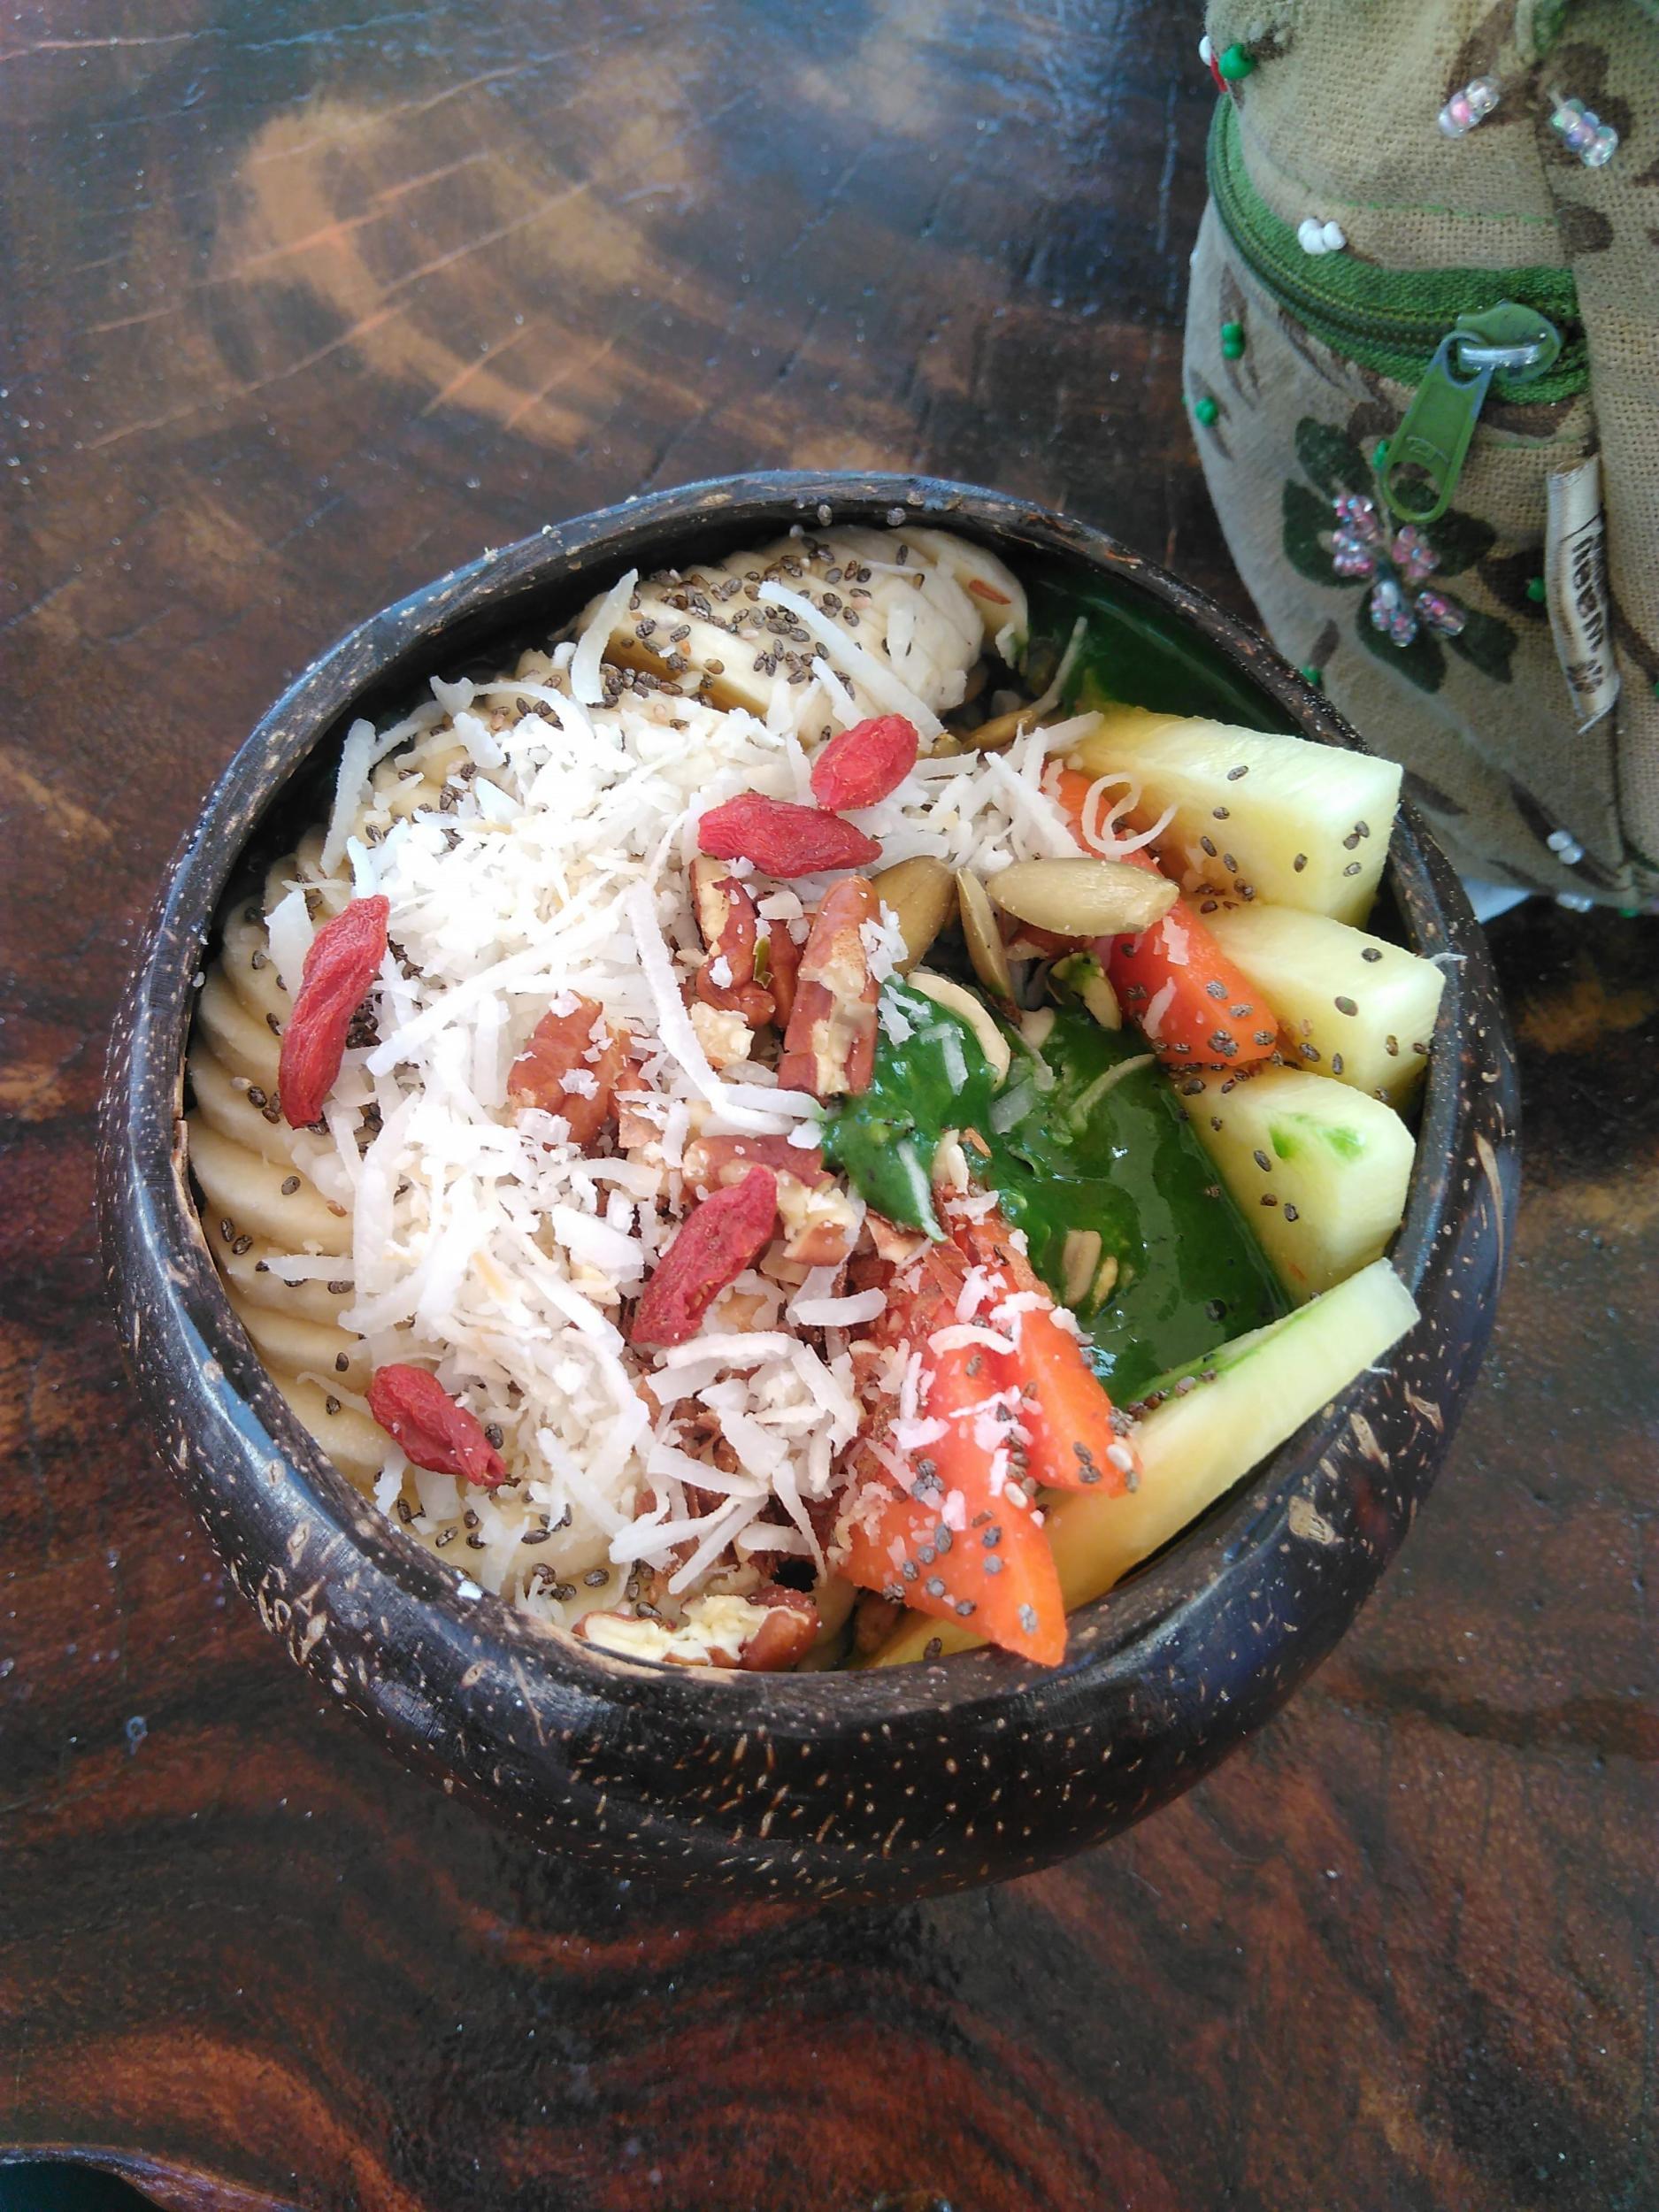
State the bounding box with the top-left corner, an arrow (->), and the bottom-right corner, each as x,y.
366,1363 -> 507,1487
809,714 -> 918,810
507,995 -> 630,1147
279,895 -> 389,1128
697,795 -> 879,878
630,1166 -> 780,1348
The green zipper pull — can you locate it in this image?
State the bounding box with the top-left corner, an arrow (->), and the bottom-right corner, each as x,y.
1380,303 -> 1562,524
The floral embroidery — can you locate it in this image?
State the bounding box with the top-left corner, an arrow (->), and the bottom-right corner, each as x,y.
1281,418 -> 1517,692
1329,495 -> 1469,648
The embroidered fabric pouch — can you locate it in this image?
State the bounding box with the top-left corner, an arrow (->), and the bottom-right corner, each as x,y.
1184,0 -> 1659,905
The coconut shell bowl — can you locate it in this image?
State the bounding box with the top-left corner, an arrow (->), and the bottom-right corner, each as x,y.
97,471 -> 1519,1904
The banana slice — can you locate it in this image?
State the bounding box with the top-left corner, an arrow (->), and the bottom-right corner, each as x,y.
188,1046 -> 300,1168
271,1371 -> 387,1482
219,912 -> 291,1030
196,968 -> 281,1090
217,1234 -> 352,1325
188,1119 -> 351,1253
229,1294 -> 369,1393
576,526 -> 1025,733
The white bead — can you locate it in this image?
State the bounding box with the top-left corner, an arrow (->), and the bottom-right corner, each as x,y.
1297,217 -> 1327,254
1199,33 -> 1213,64
1584,124 -> 1618,167
1321,219 -> 1347,251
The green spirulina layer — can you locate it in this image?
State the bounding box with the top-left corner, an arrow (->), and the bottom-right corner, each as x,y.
823,984 -> 1286,1402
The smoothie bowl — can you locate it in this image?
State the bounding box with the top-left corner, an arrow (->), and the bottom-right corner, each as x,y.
98,472 -> 1517,1901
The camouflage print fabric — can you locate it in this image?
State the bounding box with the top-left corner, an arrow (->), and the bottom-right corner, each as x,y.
1185,0 -> 1659,906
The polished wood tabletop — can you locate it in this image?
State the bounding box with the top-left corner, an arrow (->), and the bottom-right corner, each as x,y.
3,4 -> 1654,2208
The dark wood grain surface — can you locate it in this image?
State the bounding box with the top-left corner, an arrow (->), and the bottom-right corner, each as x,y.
2,4 -> 1654,2208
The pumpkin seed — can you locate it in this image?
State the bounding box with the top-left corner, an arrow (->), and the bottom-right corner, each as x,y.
1050,949 -> 1122,1031
907,970 -> 1012,1083
987,857 -> 1178,937
945,700 -> 1060,756
956,869 -> 1015,1002
956,703 -> 1035,754
1061,1227 -> 1102,1308
870,856 -> 955,972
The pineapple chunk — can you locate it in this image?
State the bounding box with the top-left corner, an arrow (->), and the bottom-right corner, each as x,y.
1175,1064 -> 1414,1302
1069,706 -> 1402,926
1204,904 -> 1445,1106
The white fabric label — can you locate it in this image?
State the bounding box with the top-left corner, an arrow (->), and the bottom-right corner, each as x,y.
1545,457 -> 1620,731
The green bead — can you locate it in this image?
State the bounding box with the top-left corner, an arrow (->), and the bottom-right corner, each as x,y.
1620,905 -> 1641,918
1193,395 -> 1219,426
1525,575 -> 1548,603
1372,439 -> 1390,470
1298,664 -> 1325,689
1220,319 -> 1245,358
1217,42 -> 1256,81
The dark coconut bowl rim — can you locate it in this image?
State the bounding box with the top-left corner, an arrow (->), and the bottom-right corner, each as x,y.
100,470 -> 1518,1899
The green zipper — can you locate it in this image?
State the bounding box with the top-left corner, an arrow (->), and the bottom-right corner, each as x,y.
1207,99 -> 1587,518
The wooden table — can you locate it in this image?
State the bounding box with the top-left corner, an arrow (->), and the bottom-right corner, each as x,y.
4,4 -> 1653,2207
